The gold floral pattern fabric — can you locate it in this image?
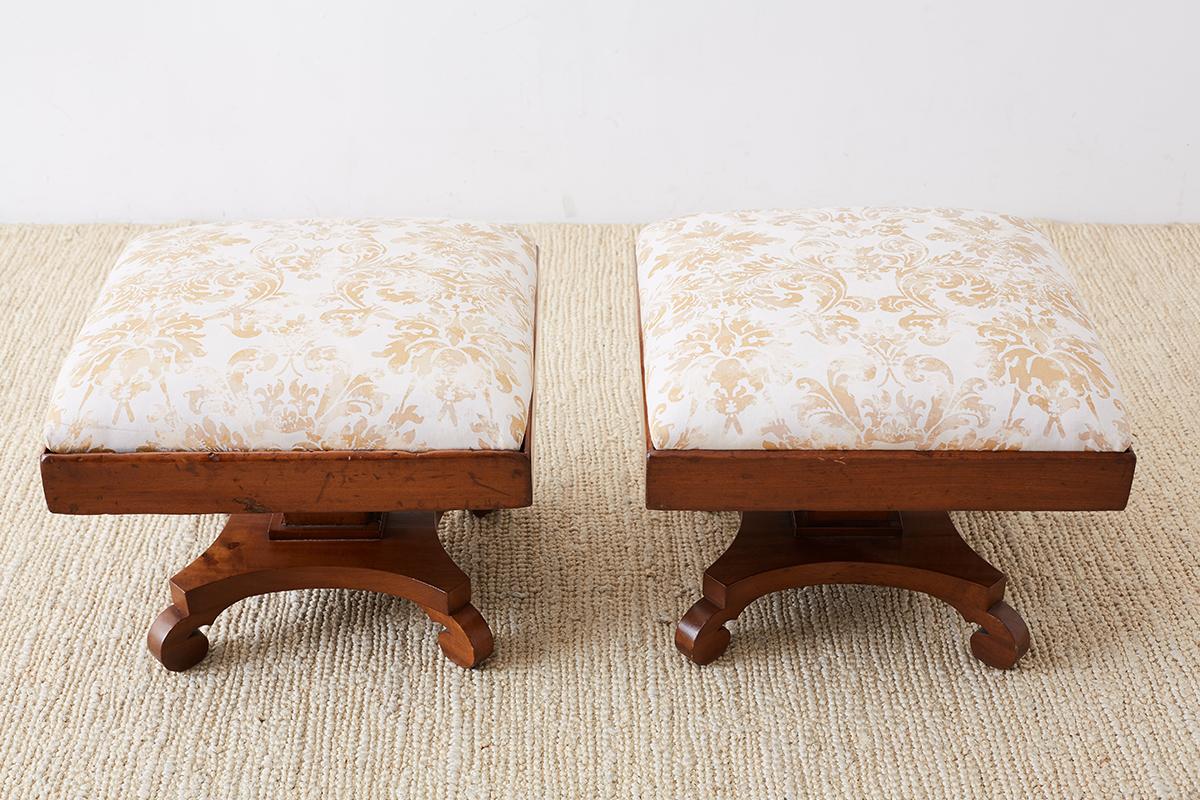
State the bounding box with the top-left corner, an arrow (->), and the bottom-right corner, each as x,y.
45,219 -> 537,453
637,209 -> 1132,451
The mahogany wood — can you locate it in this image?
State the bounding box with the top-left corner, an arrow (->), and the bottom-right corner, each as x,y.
147,511 -> 494,670
269,512 -> 384,541
41,447 -> 532,515
646,448 -> 1135,511
282,512 -> 379,527
675,510 -> 1030,669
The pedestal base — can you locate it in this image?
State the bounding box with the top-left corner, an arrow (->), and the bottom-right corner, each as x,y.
675,511 -> 1030,669
147,511 -> 493,670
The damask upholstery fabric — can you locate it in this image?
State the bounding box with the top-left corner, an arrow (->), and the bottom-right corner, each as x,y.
45,219 -> 537,453
637,208 -> 1132,451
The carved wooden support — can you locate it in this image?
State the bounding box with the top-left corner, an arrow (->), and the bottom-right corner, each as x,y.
675,510 -> 1030,669
147,511 -> 493,671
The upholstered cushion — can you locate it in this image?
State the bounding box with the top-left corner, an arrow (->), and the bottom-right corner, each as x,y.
637,208 -> 1132,451
45,219 -> 537,453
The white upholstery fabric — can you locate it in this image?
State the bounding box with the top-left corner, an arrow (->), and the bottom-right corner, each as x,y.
637,208 -> 1132,451
45,219 -> 537,453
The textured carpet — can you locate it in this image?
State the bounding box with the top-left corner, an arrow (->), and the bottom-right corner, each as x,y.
0,221 -> 1197,799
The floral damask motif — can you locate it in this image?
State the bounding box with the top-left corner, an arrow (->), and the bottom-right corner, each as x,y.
638,208 -> 1131,451
666,317 -> 774,436
978,309 -> 1122,440
46,219 -> 537,453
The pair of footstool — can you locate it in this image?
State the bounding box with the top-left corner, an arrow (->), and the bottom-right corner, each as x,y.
40,209 -> 1135,672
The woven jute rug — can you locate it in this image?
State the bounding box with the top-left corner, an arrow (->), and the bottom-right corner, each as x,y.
0,221 -> 1196,798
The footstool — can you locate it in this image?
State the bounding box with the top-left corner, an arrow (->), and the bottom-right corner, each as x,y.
637,208 -> 1135,668
41,219 -> 537,670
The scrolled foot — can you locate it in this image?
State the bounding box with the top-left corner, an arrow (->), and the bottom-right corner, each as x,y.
968,601 -> 1030,669
420,603 -> 494,668
675,598 -> 737,665
147,605 -> 211,672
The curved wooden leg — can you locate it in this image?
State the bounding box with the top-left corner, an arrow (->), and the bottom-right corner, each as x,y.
147,604 -> 214,672
966,600 -> 1030,669
420,603 -> 495,668
146,511 -> 494,671
675,598 -> 735,665
675,512 -> 797,665
676,510 -> 1031,669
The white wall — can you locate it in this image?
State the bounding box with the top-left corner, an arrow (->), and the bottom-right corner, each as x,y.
2,0 -> 1198,223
